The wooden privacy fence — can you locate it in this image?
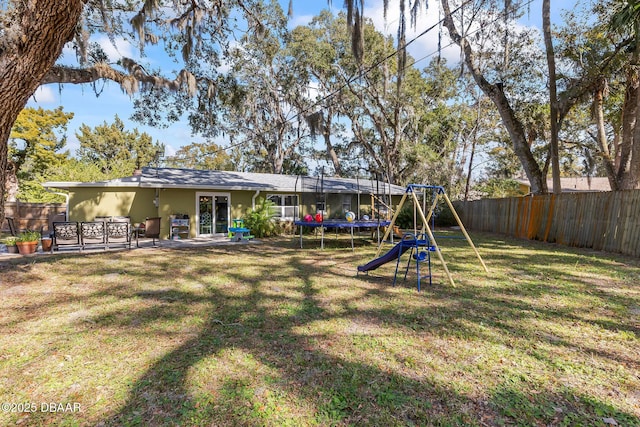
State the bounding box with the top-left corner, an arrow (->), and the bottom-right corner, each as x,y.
455,190 -> 640,258
2,201 -> 66,233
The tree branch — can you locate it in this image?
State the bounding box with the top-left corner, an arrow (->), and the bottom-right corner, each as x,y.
40,59 -> 197,96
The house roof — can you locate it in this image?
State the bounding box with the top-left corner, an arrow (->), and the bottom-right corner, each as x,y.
44,167 -> 407,195
517,177 -> 611,193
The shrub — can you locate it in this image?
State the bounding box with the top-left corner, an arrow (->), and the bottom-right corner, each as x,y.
474,178 -> 525,198
243,200 -> 281,238
395,205 -> 420,230
16,230 -> 41,242
433,202 -> 458,227
394,201 -> 458,229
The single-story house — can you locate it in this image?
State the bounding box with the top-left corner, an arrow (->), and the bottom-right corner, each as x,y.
44,167 -> 405,239
517,177 -> 612,194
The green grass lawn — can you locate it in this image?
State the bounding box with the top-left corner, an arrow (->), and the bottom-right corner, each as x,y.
1,232 -> 639,426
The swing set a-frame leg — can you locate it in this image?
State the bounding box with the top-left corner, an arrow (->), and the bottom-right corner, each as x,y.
410,191 -> 456,287
440,192 -> 489,273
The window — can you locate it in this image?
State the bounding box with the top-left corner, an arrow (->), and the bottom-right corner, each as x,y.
267,194 -> 299,219
342,195 -> 352,214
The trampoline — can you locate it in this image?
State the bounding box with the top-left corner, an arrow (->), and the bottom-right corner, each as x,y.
294,219 -> 391,250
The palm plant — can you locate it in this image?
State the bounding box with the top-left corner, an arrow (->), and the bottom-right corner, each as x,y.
243,200 -> 281,238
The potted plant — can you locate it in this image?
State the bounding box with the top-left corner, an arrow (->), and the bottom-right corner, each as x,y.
41,234 -> 53,252
16,230 -> 41,255
4,237 -> 18,254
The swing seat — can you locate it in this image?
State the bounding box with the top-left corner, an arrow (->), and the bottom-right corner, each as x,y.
414,251 -> 428,262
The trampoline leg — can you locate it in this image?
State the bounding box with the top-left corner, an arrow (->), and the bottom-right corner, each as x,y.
299,225 -> 303,248
428,250 -> 432,287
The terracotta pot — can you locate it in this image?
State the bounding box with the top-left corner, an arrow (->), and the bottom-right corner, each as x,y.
41,238 -> 52,252
16,241 -> 38,255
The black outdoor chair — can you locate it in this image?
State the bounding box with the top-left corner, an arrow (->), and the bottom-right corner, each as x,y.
144,217 -> 161,246
6,217 -> 18,236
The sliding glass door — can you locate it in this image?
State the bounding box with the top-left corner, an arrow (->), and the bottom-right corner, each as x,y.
196,192 -> 230,236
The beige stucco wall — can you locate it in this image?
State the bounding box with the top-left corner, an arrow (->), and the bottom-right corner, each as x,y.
157,188 -> 193,238
68,187 -> 403,239
231,190 -> 257,218
68,187 -> 157,223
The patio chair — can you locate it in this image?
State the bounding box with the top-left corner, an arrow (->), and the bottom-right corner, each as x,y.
144,217 -> 161,246
200,212 -> 212,235
80,221 -> 107,249
52,222 -> 81,251
106,220 -> 131,249
6,217 -> 18,236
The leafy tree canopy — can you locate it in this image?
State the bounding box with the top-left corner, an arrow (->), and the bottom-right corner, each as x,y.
8,107 -> 73,202
76,115 -> 164,174
165,141 -> 234,171
9,107 -> 73,173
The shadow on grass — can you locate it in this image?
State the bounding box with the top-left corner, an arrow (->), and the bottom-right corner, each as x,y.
88,248 -> 485,426
1,234 -> 638,426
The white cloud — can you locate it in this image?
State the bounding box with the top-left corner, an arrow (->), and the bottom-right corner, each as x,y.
65,133 -> 81,154
164,144 -> 178,157
364,0 -> 460,67
96,35 -> 135,62
305,80 -> 321,99
59,43 -> 78,65
289,13 -> 315,28
30,86 -> 57,104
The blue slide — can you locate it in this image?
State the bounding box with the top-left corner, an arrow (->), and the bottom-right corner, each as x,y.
357,241 -> 412,273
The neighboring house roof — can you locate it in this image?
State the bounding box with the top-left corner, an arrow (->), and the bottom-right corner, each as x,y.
517,177 -> 611,193
44,167 -> 407,195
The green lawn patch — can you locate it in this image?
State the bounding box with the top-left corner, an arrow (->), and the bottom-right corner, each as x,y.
1,233 -> 638,426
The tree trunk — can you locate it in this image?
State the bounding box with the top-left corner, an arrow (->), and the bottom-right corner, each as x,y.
618,67 -> 639,187
465,100 -> 481,201
321,113 -> 343,176
440,0 -> 546,194
630,26 -> 640,189
543,0 -> 561,195
0,1 -> 84,224
632,96 -> 640,188
593,80 -> 620,191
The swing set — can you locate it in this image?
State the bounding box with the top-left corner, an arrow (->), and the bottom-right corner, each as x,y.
361,184 -> 488,288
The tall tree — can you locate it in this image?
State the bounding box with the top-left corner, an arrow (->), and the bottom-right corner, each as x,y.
8,107 -> 73,201
295,12 -> 444,185
1,2 -> 83,213
608,0 -> 640,188
543,0 -> 562,194
165,142 -> 234,171
290,10 -> 350,176
439,0 -> 548,194
554,1 -> 640,190
0,0 -> 273,225
76,115 -> 164,175
219,2 -> 312,174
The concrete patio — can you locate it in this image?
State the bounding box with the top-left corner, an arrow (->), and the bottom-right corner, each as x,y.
0,235 -> 260,259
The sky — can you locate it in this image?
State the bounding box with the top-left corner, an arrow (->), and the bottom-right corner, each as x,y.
27,0 -> 574,162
